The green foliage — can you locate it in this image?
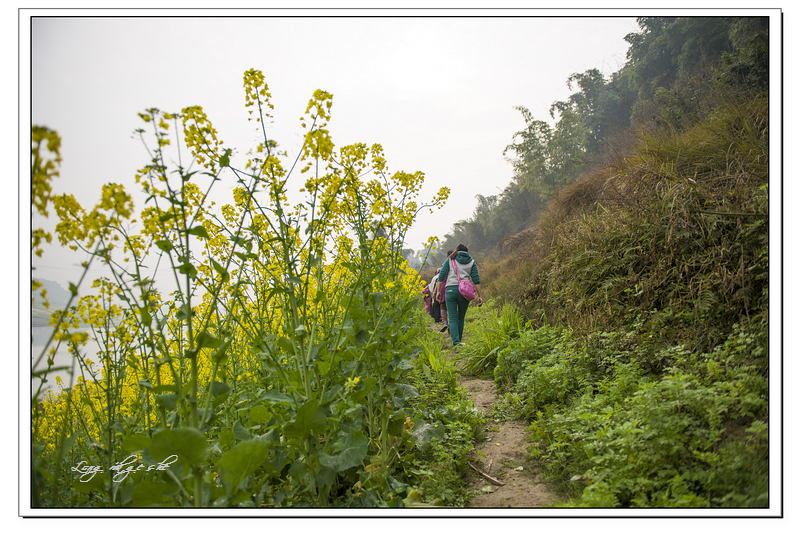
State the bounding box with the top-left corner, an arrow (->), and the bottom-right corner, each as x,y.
504,105 -> 589,196
493,325 -> 572,392
30,70 -> 467,509
514,316 -> 770,508
456,301 -> 525,377
522,96 -> 768,353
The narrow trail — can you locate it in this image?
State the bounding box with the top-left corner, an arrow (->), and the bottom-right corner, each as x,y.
457,377 -> 562,508
433,322 -> 562,508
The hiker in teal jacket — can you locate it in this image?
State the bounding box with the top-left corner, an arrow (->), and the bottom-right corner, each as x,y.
437,244 -> 484,346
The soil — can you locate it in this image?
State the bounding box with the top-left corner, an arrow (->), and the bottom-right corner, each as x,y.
430,319 -> 562,508
457,376 -> 563,508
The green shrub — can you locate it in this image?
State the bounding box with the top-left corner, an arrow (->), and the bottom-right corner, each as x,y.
457,301 -> 525,377
493,325 -> 572,391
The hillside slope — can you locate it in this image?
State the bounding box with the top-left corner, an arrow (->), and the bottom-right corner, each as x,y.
468,95 -> 770,507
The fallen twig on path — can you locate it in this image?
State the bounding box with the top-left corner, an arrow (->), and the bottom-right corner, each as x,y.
468,462 -> 505,486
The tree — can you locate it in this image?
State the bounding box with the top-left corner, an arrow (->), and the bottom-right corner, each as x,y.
504,105 -> 588,196
622,17 -> 738,102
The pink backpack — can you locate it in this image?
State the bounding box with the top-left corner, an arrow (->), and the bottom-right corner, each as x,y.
452,259 -> 476,301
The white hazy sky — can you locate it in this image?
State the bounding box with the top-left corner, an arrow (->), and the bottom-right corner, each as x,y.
26,10 -> 642,289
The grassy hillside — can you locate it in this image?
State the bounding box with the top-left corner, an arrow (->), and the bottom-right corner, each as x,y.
459,95 -> 770,507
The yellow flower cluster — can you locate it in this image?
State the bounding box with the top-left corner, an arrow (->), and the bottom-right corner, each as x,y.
32,72 -> 455,489
243,68 -> 274,121
181,105 -> 225,172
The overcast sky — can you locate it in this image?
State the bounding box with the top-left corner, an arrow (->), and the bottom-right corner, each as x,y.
26,11 -> 644,289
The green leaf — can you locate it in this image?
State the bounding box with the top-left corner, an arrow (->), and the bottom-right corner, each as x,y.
211,259 -> 230,283
121,434 -> 152,454
149,427 -> 208,465
219,427 -> 235,450
233,421 -> 252,442
217,438 -> 271,496
131,478 -> 172,507
140,307 -> 152,326
249,405 -> 271,425
316,466 -> 336,488
196,329 -> 223,350
410,420 -> 445,450
219,148 -> 232,168
177,262 -> 198,279
58,432 -> 78,458
187,225 -> 209,239
175,304 -> 193,321
211,381 -> 231,398
319,430 -> 368,472
393,383 -> 419,400
155,393 -> 178,410
283,399 -> 328,439
211,338 -> 233,364
72,473 -> 104,494
259,390 -> 293,405
155,239 -> 173,252
276,336 -> 294,354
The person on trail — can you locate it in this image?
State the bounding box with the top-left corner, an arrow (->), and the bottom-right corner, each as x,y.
433,250 -> 453,334
437,244 -> 484,346
428,268 -> 442,323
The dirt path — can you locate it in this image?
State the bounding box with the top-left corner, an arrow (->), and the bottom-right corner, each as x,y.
457,375 -> 562,508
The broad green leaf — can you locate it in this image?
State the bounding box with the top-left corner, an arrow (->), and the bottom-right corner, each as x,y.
149,427 -> 208,465
259,390 -> 293,405
121,434 -> 152,454
316,466 -> 336,487
58,431 -> 78,458
410,420 -> 445,450
131,478 -> 172,507
319,430 -> 368,472
210,381 -> 231,398
233,421 -> 251,442
219,427 -> 235,450
187,225 -> 209,239
72,473 -> 104,494
175,304 -> 193,321
276,336 -> 294,354
249,405 -> 271,425
393,383 -> 419,400
177,261 -> 198,279
195,329 -> 223,350
155,239 -> 173,252
140,307 -> 152,326
155,393 -> 178,410
282,399 -> 328,439
217,438 -> 271,494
